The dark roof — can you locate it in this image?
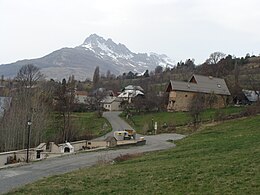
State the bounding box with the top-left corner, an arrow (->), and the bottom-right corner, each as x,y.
101,96 -> 122,104
167,74 -> 231,96
75,91 -> 88,96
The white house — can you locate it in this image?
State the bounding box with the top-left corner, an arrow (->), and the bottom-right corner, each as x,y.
242,89 -> 259,103
118,85 -> 144,103
102,96 -> 122,111
59,142 -> 74,153
74,91 -> 88,104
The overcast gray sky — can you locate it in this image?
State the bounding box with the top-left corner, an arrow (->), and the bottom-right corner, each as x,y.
0,0 -> 259,65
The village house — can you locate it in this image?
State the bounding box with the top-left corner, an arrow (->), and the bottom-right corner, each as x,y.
118,85 -> 144,103
101,96 -> 122,111
92,88 -> 115,97
74,91 -> 89,104
166,74 -> 231,111
242,89 -> 259,104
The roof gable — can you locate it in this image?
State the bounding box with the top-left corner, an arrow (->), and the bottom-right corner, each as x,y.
101,96 -> 121,104
168,74 -> 231,95
75,91 -> 88,96
123,85 -> 144,92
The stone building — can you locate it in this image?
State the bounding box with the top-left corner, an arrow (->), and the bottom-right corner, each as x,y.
166,74 -> 231,111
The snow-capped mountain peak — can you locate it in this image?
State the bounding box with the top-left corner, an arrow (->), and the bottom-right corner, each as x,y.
80,34 -> 133,60
0,34 -> 175,81
79,34 -> 174,73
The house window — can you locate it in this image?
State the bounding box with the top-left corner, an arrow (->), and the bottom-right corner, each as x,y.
185,94 -> 188,97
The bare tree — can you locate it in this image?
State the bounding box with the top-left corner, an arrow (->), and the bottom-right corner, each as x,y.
189,93 -> 205,127
205,52 -> 226,77
16,64 -> 44,88
206,92 -> 218,108
54,76 -> 76,142
91,88 -> 107,117
206,52 -> 226,65
247,72 -> 260,102
0,70 -> 51,152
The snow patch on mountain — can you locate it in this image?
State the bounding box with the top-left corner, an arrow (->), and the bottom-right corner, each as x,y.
0,33 -> 175,81
79,34 -> 174,73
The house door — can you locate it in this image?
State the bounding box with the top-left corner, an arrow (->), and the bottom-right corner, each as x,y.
64,147 -> 70,153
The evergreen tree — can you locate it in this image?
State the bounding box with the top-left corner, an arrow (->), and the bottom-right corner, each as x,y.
93,66 -> 100,88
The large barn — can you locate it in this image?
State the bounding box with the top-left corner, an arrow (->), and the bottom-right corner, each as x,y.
166,74 -> 231,111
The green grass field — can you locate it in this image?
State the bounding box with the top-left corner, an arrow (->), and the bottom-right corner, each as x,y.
45,112 -> 112,141
71,112 -> 112,137
7,115 -> 260,195
125,106 -> 245,134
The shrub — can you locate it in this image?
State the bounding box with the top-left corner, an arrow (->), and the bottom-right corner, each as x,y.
241,103 -> 260,116
114,153 -> 143,163
214,109 -> 225,121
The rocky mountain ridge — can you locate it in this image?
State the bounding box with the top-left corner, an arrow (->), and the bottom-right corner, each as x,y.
0,34 -> 174,81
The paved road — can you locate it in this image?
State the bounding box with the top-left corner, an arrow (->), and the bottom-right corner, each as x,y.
98,111 -> 134,139
0,112 -> 185,194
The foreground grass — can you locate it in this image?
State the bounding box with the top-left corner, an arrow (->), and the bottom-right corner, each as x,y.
7,115 -> 260,195
125,106 -> 245,134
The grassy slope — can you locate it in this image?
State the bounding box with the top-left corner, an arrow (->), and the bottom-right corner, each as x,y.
8,115 -> 260,195
126,106 -> 245,134
71,112 -> 112,137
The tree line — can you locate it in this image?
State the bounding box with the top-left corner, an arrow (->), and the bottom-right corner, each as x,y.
0,65 -> 88,152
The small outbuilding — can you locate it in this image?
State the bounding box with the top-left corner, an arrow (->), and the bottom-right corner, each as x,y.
105,136 -> 117,147
35,143 -> 47,159
59,142 -> 74,153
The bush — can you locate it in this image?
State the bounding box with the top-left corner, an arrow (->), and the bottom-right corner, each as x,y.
94,110 -> 103,118
241,103 -> 260,116
142,123 -> 150,134
214,109 -> 226,121
114,153 -> 143,163
158,122 -> 176,133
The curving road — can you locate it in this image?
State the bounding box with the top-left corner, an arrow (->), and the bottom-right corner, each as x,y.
103,111 -> 134,132
0,112 -> 185,194
95,111 -> 135,140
